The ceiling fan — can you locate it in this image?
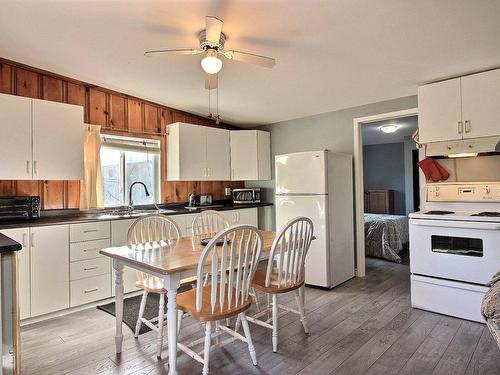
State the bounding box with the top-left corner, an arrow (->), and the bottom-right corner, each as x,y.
144,16 -> 276,89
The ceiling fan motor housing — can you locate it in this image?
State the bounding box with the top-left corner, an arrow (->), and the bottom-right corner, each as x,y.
198,30 -> 227,51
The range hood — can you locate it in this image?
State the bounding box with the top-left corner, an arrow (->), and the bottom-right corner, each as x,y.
426,136 -> 500,157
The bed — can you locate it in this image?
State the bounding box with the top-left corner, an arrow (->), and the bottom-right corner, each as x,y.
364,213 -> 409,263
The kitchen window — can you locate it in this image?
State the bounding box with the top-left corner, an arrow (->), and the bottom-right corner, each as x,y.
100,135 -> 161,207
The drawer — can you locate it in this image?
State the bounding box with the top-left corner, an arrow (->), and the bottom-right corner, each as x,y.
70,257 -> 110,281
70,274 -> 111,307
70,238 -> 110,262
70,221 -> 110,242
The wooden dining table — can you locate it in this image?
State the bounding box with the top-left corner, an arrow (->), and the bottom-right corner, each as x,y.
100,230 -> 277,375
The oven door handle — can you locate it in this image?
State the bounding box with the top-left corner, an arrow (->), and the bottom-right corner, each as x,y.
411,220 -> 500,231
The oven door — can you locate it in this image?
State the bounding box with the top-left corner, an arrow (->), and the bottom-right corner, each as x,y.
409,218 -> 500,285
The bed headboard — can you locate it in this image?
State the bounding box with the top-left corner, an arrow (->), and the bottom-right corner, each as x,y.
364,190 -> 395,214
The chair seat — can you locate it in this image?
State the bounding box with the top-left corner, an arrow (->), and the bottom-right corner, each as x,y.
136,275 -> 198,293
177,285 -> 252,322
252,269 -> 304,294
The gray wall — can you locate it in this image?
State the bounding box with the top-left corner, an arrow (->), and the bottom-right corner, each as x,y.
363,142 -> 406,215
404,136 -> 418,215
246,95 -> 418,229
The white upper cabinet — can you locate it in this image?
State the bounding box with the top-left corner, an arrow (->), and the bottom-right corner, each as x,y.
0,93 -> 84,180
230,130 -> 271,181
461,69 -> 500,139
206,126 -> 230,180
0,94 -> 33,179
418,78 -> 462,143
32,99 -> 84,180
167,122 -> 230,181
418,68 -> 500,143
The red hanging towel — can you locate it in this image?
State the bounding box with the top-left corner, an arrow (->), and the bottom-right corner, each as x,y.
418,158 -> 443,182
434,160 -> 450,180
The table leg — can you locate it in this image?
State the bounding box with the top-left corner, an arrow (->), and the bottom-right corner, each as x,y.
113,259 -> 124,354
164,273 -> 181,375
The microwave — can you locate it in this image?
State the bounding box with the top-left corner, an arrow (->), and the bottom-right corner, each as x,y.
232,189 -> 261,204
0,196 -> 40,221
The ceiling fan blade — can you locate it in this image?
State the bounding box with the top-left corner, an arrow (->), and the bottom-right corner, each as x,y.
205,16 -> 223,43
144,48 -> 203,56
222,50 -> 276,68
205,74 -> 218,90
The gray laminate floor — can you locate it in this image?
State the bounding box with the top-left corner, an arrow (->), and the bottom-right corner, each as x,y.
21,258 -> 500,375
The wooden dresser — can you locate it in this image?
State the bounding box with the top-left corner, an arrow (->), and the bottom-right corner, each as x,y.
364,190 -> 395,214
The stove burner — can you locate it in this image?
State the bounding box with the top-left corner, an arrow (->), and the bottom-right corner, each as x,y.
471,212 -> 500,217
425,210 -> 455,215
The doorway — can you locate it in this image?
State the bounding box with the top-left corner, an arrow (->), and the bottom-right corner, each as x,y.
353,108 -> 419,277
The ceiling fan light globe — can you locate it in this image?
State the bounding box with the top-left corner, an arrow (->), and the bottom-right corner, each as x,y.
201,55 -> 223,74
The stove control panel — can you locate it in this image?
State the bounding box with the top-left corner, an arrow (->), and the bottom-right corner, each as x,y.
427,183 -> 500,202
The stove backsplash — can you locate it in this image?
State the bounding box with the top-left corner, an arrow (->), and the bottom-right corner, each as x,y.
420,154 -> 500,212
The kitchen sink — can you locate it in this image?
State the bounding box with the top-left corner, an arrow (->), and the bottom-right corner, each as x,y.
98,208 -> 177,219
184,204 -> 225,211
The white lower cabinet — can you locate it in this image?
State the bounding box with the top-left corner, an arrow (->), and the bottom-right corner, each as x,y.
30,225 -> 70,317
0,228 -> 31,320
70,274 -> 111,307
222,208 -> 258,227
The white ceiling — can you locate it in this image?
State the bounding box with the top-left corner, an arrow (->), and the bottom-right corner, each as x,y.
1,1 -> 500,127
362,116 -> 417,145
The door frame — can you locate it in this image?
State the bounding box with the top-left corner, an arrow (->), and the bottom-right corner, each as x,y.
353,108 -> 418,277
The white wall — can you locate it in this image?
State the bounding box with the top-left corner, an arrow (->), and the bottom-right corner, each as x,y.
246,95 -> 418,230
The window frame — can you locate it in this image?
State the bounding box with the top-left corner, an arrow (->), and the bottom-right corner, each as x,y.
100,134 -> 161,207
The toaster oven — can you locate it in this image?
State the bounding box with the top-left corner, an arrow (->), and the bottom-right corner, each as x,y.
232,189 -> 261,204
0,196 -> 40,221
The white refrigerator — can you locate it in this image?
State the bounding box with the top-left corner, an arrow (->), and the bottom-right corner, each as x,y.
275,150 -> 354,288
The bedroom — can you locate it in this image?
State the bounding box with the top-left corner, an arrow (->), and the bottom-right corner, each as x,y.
362,115 -> 418,264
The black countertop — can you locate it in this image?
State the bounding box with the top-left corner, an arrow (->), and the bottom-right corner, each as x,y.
0,202 -> 273,230
0,233 -> 22,253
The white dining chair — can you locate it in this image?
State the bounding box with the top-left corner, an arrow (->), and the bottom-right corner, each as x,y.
176,225 -> 263,375
191,209 -> 229,236
243,216 -> 314,353
127,214 -> 182,359
192,210 -> 262,313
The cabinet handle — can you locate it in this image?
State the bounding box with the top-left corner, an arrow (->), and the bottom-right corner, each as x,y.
22,233 -> 27,248
84,288 -> 99,294
83,229 -> 98,233
30,233 -> 35,247
83,248 -> 98,253
84,267 -> 98,271
26,160 -> 30,175
457,121 -> 463,134
464,120 -> 471,133
207,167 -> 211,177
33,160 -> 37,174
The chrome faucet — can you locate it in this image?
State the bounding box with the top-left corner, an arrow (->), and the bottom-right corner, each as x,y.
128,181 -> 150,212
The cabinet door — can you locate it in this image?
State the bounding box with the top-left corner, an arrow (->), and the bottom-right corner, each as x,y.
0,93 -> 32,179
257,131 -> 271,180
32,99 -> 84,180
111,219 -> 140,294
230,131 -> 258,180
206,127 -> 230,180
461,69 -> 500,139
0,228 -> 31,319
30,225 -> 69,316
418,78 -> 462,143
236,208 -> 258,227
179,124 -> 207,180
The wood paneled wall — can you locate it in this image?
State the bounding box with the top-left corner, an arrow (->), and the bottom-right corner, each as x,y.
0,59 -> 243,209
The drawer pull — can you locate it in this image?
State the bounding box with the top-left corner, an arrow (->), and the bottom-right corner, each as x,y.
84,267 -> 98,271
83,229 -> 98,233
84,288 -> 99,294
83,248 -> 98,253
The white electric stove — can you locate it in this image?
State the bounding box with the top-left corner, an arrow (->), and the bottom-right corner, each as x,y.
409,183 -> 500,323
